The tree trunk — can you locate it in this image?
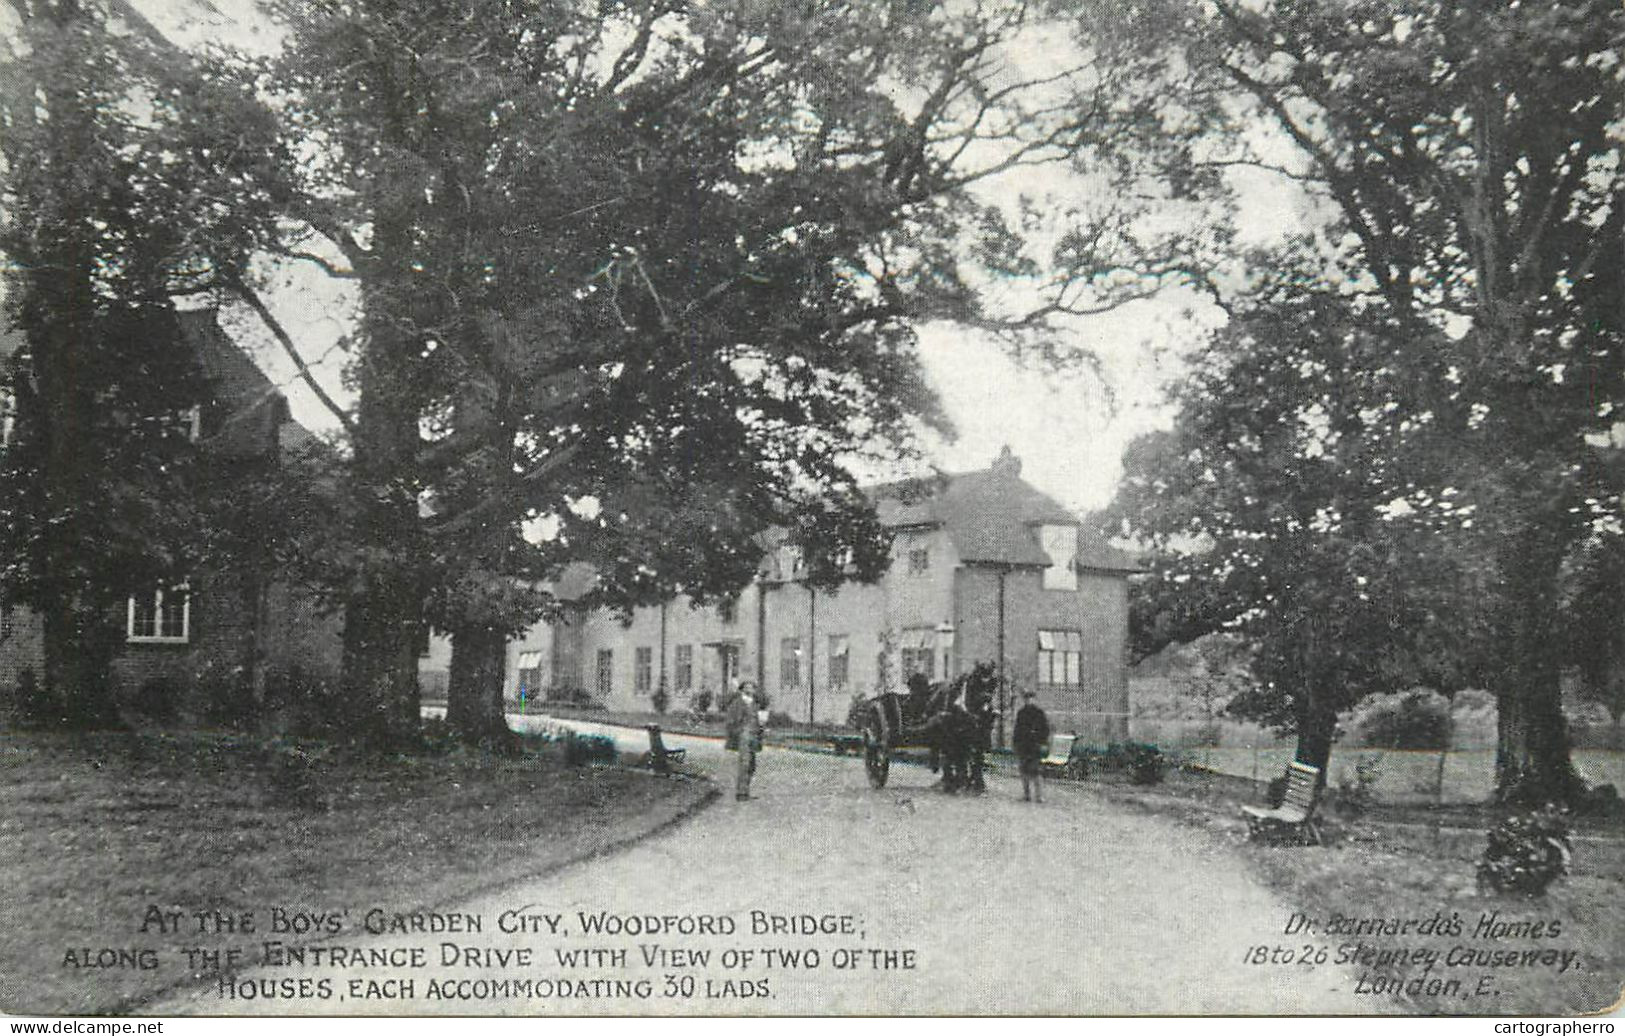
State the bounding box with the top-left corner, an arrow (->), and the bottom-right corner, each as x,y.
440,329 -> 519,748
335,259 -> 426,749
447,624 -> 516,748
1491,533 -> 1585,806
1292,680 -> 1336,790
39,593 -> 119,728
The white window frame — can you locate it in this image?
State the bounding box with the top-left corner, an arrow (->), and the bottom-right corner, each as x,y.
827,634 -> 850,689
1037,629 -> 1084,689
127,585 -> 190,644
675,643 -> 694,690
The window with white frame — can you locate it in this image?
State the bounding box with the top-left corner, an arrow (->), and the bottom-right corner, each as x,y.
127,585 -> 190,643
780,636 -> 801,688
635,646 -> 653,693
516,650 -> 543,699
675,644 -> 693,690
1037,629 -> 1083,689
899,627 -> 935,681
827,634 -> 849,689
1040,524 -> 1079,591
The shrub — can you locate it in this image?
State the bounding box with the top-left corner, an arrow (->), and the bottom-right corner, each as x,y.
651,685 -> 670,715
562,731 -> 617,766
766,709 -> 792,728
1350,688 -> 1452,749
1334,753 -> 1383,817
1477,806 -> 1572,896
690,688 -> 713,717
418,716 -> 459,756
262,666 -> 341,740
1186,721 -> 1223,748
12,668 -> 56,728
1124,742 -> 1164,785
128,677 -> 181,725
1078,741 -> 1164,784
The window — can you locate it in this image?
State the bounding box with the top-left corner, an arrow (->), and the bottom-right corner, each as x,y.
550,645 -> 567,689
635,646 -> 653,693
908,548 -> 930,574
675,644 -> 693,691
0,386 -> 14,448
780,636 -> 801,688
517,650 -> 543,700
899,628 -> 935,681
596,649 -> 613,696
127,586 -> 190,643
1040,525 -> 1079,591
827,634 -> 849,689
0,603 -> 14,641
1038,630 -> 1083,689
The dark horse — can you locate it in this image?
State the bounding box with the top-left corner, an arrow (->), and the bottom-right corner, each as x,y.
908,664 -> 998,793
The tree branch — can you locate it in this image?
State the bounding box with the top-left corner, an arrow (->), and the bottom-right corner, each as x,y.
229,277 -> 356,434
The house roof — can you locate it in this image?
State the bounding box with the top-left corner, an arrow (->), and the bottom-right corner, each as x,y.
3,308 -> 318,461
873,450 -> 1140,573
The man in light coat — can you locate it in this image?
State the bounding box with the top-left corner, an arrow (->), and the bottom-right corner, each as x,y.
725,681 -> 765,801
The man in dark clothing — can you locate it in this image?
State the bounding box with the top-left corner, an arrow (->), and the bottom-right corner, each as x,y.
1012,689 -> 1051,803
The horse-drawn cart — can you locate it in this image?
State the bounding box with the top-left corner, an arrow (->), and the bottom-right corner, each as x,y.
854,664 -> 997,791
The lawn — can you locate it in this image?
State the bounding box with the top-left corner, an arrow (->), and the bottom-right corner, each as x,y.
0,729 -> 713,1016
1072,764 -> 1625,1015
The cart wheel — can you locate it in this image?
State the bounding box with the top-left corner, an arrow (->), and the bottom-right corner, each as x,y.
863,719 -> 890,788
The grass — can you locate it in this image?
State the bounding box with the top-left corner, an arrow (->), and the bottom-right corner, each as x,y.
1069,764 -> 1625,1015
1170,746 -> 1625,806
0,729 -> 712,1016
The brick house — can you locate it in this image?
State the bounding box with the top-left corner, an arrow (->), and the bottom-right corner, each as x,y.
468,447 -> 1139,741
0,310 -> 343,718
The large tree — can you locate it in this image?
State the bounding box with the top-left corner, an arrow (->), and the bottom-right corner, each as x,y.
1083,0 -> 1625,803
263,0 -> 1153,744
0,0 -> 283,723
1108,287 -> 1485,776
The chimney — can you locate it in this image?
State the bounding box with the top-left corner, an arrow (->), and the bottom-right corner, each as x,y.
991,444 -> 1021,478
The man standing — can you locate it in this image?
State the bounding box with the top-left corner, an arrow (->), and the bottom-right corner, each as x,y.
1012,689 -> 1050,803
725,681 -> 765,801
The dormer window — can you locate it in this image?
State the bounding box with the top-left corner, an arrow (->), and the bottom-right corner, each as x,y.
908,548 -> 930,574
1040,525 -> 1078,591
778,545 -> 803,581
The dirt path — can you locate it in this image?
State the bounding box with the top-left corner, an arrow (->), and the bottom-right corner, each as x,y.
148,723 -> 1383,1016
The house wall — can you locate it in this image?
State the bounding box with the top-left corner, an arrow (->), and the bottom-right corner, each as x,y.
110,575 -> 258,706
110,576 -> 344,716
953,565 -> 1130,743
474,505 -> 1133,737
0,604 -> 44,703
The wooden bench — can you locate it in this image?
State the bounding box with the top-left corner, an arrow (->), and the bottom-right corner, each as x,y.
643,725 -> 686,774
1039,733 -> 1082,779
1241,761 -> 1324,845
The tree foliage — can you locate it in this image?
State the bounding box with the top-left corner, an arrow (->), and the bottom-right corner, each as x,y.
1089,0 -> 1624,802
255,0 -> 1165,742
0,0 -> 285,722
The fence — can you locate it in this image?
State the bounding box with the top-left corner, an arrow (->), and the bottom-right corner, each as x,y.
1120,716 -> 1624,806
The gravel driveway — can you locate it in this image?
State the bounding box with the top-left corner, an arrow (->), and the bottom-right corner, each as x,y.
149,719 -> 1380,1016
